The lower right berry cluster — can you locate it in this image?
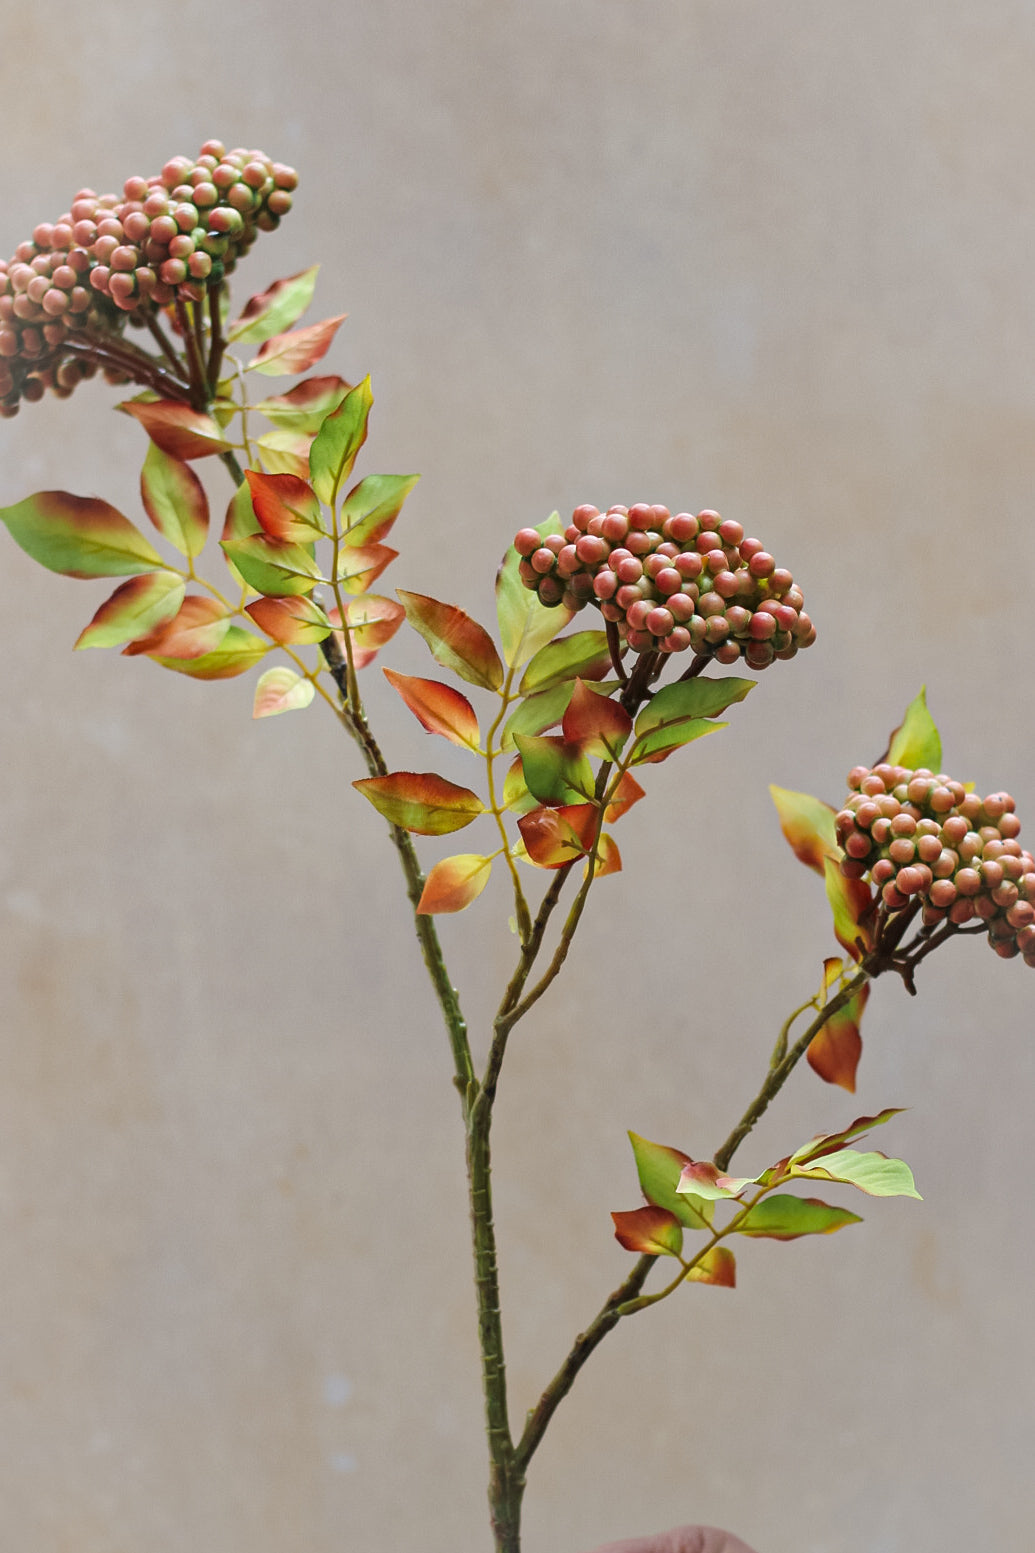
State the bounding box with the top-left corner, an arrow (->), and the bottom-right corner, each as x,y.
836,764 -> 1035,964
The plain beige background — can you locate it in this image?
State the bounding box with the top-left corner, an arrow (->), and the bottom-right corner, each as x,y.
1,4 -> 1034,1551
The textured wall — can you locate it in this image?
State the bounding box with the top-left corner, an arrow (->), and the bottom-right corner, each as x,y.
1,5 -> 1033,1551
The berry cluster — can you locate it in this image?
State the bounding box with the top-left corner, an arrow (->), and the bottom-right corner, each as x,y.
837,765 -> 1035,964
513,504 -> 815,667
0,141 -> 297,416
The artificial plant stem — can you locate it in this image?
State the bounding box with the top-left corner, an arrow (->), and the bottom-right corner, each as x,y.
143,312 -> 183,372
206,284 -> 226,389
60,334 -> 193,402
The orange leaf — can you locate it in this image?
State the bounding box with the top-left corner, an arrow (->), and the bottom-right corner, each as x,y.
122,594 -> 232,659
685,1245 -> 736,1287
517,803 -> 598,868
589,834 -> 622,878
383,669 -> 480,749
248,315 -> 347,375
121,400 -> 231,459
244,470 -> 321,540
604,771 -> 646,823
611,1206 -> 683,1257
561,677 -> 632,755
807,983 -> 869,1091
417,854 -> 493,914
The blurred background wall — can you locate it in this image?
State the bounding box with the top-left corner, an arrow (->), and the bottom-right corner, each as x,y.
1,4 -> 1033,1551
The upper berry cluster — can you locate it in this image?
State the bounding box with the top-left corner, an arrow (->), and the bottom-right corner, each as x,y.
514,503 -> 815,668
837,764 -> 1035,964
0,140 -> 297,417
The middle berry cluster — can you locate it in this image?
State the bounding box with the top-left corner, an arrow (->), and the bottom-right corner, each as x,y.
513,503 -> 815,668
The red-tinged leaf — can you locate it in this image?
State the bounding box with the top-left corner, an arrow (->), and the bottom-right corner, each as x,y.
605,771 -> 646,824
252,666 -> 316,718
678,1161 -> 760,1201
329,596 -> 406,669
335,543 -> 398,595
244,470 -> 323,541
227,265 -> 320,345
824,857 -> 876,960
503,756 -> 537,815
309,378 -> 373,505
123,594 -> 232,659
807,982 -> 869,1091
734,1195 -> 862,1240
383,669 -> 480,749
353,771 -> 486,835
246,594 -> 333,645
417,853 -> 494,914
790,1108 -> 907,1168
588,833 -> 621,877
514,733 -> 595,805
339,473 -> 420,547
247,314 -> 346,376
518,629 -> 614,695
496,514 -> 575,667
254,375 -> 352,433
121,400 -> 231,459
220,534 -> 321,597
151,624 -> 270,680
517,803 -> 598,867
883,686 -> 942,773
770,785 -> 841,875
501,679 -> 621,752
398,589 -> 504,691
74,571 -> 185,650
140,443 -> 209,557
685,1246 -> 736,1288
628,1133 -> 713,1229
257,429 -> 315,479
562,678 -> 632,757
611,1206 -> 683,1257
1,491 -> 164,578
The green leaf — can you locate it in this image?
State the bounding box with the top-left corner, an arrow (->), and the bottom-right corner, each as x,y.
1,491 -> 165,578
628,1132 -> 713,1230
636,676 -> 755,729
220,534 -> 322,597
253,375 -> 352,433
629,715 -> 725,765
339,473 -> 420,547
227,265 -> 320,345
734,1194 -> 862,1240
770,786 -> 841,876
612,1206 -> 684,1257
518,630 -> 613,695
151,625 -> 271,680
885,687 -> 942,773
789,1147 -> 922,1200
74,571 -> 185,650
256,429 -> 313,478
789,1108 -> 907,1166
514,734 -> 595,805
503,756 -> 536,815
353,771 -> 486,834
495,514 -> 575,667
140,444 -> 209,558
309,377 -> 373,505
253,666 -> 316,717
398,590 -> 504,692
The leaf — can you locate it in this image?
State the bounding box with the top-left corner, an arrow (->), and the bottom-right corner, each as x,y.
252,666 -> 316,717
140,444 -> 209,557
685,1246 -> 736,1287
590,833 -> 622,877
223,481 -> 262,542
247,315 -> 347,375
789,1107 -> 907,1167
789,1147 -> 922,1200
495,515 -> 575,667
677,1161 -> 761,1201
630,677 -> 752,764
884,686 -> 942,772
398,590 -> 504,691
503,756 -> 537,815
339,473 -> 420,547
383,669 -> 480,749
734,1195 -> 862,1240
500,679 -> 620,752
604,771 -> 646,823
120,400 -> 231,459
335,543 -> 398,595
611,1206 -> 683,1258
1,491 -> 165,578
627,1132 -> 713,1230
353,772 -> 486,835
770,786 -> 841,875
123,595 -> 231,659
562,679 -> 632,757
518,630 -> 613,695
220,534 -> 321,597
824,857 -> 876,960
244,470 -> 323,541
630,715 -> 725,766
256,429 -> 315,479
309,377 -> 373,505
227,265 -> 320,345
245,594 -> 333,645
74,571 -> 185,650
807,983 -> 869,1092
417,854 -> 494,914
254,375 -> 352,432
151,624 -> 270,680
517,803 -> 598,867
514,734 -> 596,805
332,595 -> 406,669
